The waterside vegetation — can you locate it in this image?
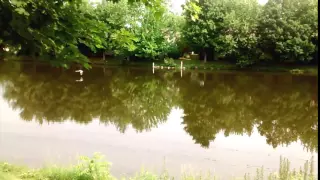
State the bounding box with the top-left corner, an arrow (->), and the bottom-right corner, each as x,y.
0,0 -> 318,70
0,154 -> 316,180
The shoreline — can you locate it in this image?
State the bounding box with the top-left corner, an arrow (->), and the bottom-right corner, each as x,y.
0,154 -> 316,180
1,57 -> 318,76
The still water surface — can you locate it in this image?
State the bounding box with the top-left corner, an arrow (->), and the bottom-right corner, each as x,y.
0,62 -> 318,178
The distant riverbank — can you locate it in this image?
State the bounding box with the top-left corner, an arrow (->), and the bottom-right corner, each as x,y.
2,56 -> 318,76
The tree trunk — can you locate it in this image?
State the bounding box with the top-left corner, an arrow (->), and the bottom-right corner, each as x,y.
0,44 -> 4,54
204,51 -> 207,63
32,59 -> 36,73
0,45 -> 3,61
204,72 -> 207,82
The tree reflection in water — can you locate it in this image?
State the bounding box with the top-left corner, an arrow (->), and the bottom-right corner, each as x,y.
0,62 -> 318,152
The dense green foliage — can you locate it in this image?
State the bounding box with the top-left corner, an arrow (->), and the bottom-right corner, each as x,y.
0,0 -> 182,67
0,153 -> 316,180
0,0 -> 108,67
183,0 -> 318,66
257,0 -> 318,63
1,0 -> 317,68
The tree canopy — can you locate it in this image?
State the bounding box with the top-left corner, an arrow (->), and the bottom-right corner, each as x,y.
182,0 -> 318,66
0,0 -> 318,67
0,0 -> 177,67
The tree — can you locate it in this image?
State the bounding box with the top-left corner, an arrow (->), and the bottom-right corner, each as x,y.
221,0 -> 261,67
182,0 -> 260,64
95,0 -> 138,61
0,0 -> 167,68
182,0 -> 214,62
182,0 -> 317,66
0,0 -> 107,68
257,0 -> 318,63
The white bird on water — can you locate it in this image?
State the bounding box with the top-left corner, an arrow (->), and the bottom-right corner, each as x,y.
200,80 -> 204,86
76,77 -> 83,82
75,70 -> 83,76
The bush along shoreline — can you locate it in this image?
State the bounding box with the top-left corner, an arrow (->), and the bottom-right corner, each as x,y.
0,153 -> 316,180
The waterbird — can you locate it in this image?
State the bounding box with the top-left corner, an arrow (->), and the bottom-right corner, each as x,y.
200,80 -> 204,86
76,77 -> 83,82
75,70 -> 83,76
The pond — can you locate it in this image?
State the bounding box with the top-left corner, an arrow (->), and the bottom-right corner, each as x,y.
0,62 -> 318,179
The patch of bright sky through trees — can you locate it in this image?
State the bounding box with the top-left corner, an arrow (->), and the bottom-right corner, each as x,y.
89,0 -> 269,14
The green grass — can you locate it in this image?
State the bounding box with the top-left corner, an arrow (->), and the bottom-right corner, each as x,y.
0,153 -> 316,180
129,58 -> 317,75
156,59 -> 318,75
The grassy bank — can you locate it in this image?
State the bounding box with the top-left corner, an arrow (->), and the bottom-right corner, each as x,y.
0,154 -> 316,180
95,58 -> 318,75
154,59 -> 318,75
